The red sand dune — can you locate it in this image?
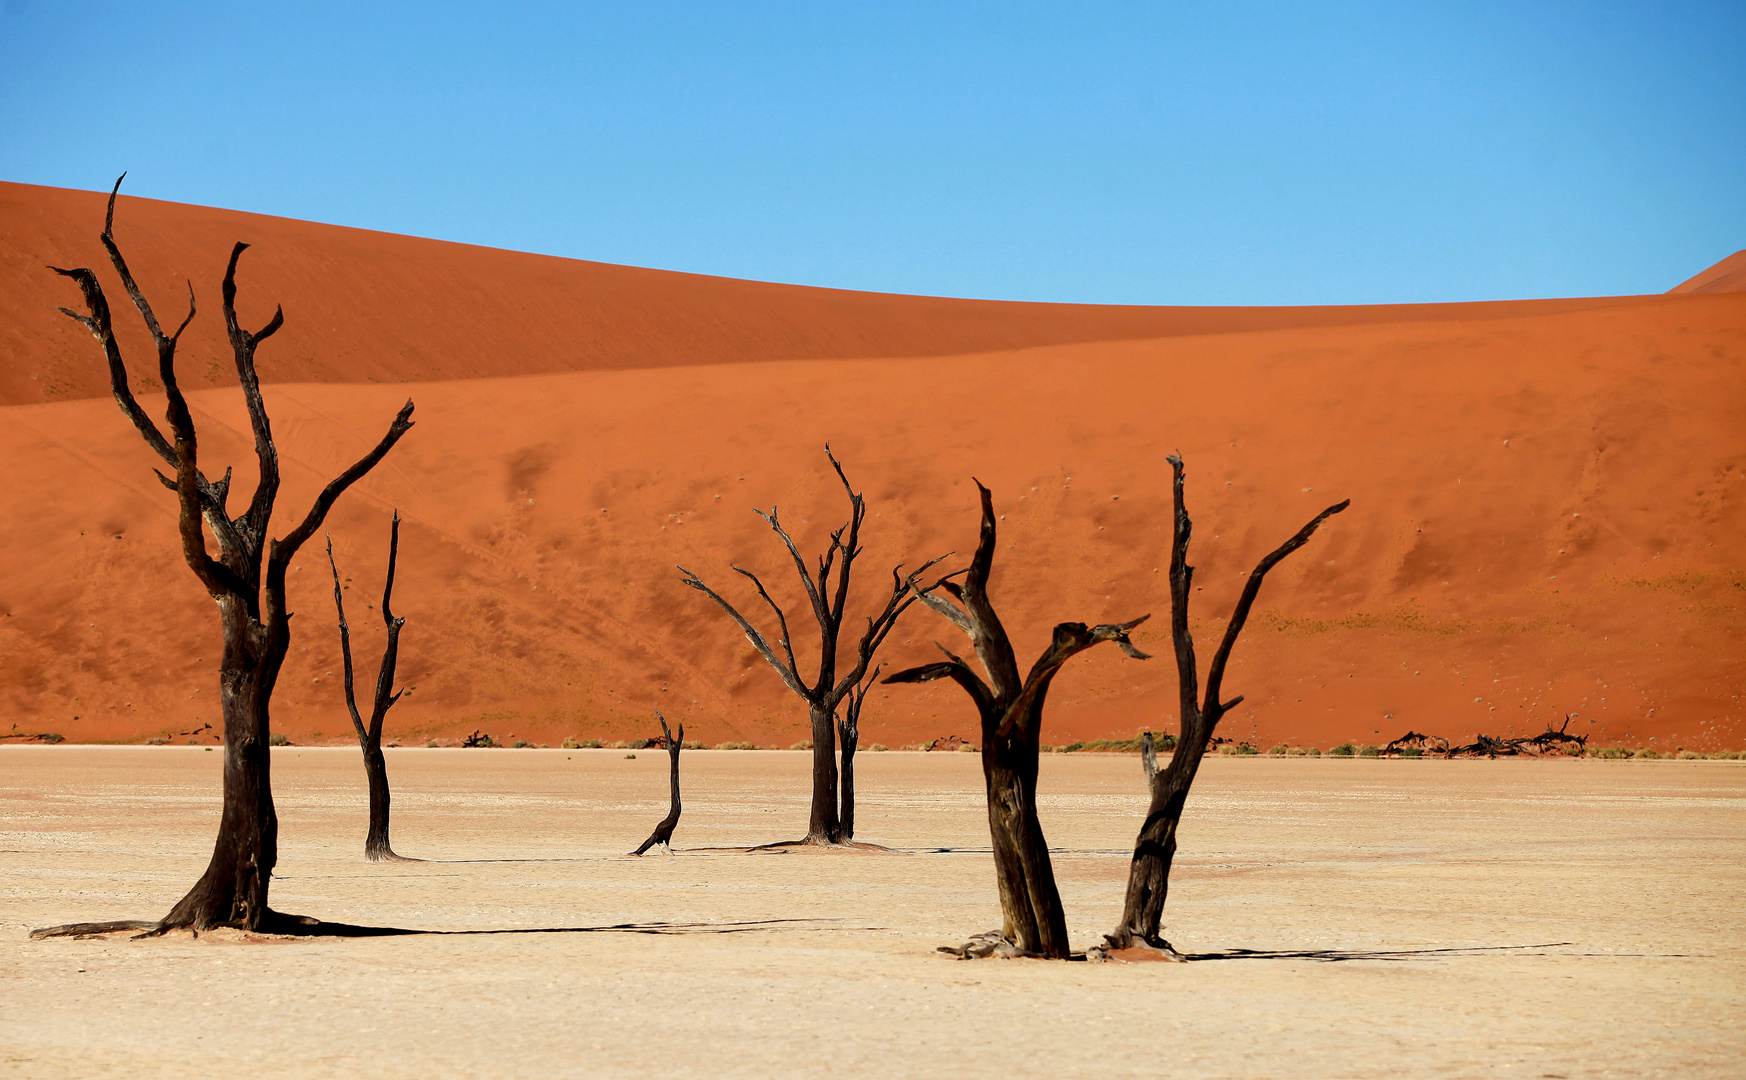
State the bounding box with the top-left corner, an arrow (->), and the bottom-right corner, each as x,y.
2,183 -> 1742,752
1668,250 -> 1746,295
2,181 -> 1642,407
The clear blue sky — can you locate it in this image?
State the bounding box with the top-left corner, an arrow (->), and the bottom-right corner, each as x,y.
3,1 -> 1742,305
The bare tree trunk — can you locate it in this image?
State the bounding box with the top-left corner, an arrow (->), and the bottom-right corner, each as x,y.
807,702 -> 840,843
1104,456 -> 1346,956
161,618 -> 279,929
980,703 -> 1069,955
836,668 -> 873,841
680,448 -> 946,847
327,515 -> 417,862
35,177 -> 414,938
886,483 -> 1149,958
632,714 -> 684,855
361,744 -> 398,860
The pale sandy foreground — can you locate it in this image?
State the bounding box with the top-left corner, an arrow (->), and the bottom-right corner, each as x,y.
3,747 -> 1742,1079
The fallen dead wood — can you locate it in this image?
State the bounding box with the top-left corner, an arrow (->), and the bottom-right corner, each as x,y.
1383,731 -> 1449,755
1394,716 -> 1589,758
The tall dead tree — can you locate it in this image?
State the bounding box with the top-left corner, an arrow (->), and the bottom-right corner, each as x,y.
886,482 -> 1150,959
835,665 -> 878,841
326,514 -> 418,862
631,713 -> 684,855
1102,455 -> 1346,957
34,177 -> 413,937
679,449 -> 946,845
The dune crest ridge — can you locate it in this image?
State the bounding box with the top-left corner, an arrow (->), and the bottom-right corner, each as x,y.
1668,250 -> 1746,295
3,180 -> 1650,406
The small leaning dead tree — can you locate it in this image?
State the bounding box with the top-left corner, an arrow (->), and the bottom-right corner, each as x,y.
631,712 -> 684,855
326,513 -> 419,862
885,482 -> 1151,959
679,448 -> 948,845
33,177 -> 414,939
1099,455 -> 1346,959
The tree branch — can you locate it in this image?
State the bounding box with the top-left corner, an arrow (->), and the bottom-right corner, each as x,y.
222,242 -> 284,536
882,658 -> 996,719
961,482 -> 1022,700
369,513 -> 408,743
754,506 -> 830,631
678,566 -> 812,700
732,564 -> 801,685
1201,498 -> 1349,718
272,399 -> 416,567
1002,615 -> 1151,740
1165,454 -> 1202,734
326,534 -> 369,745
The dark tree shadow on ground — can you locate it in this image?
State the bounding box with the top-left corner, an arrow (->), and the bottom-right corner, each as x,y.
1185,942 -> 1575,962
31,916 -> 880,941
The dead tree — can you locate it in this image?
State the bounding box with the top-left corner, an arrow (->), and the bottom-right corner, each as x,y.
679,448 -> 947,845
631,713 -> 684,855
326,515 -> 419,862
34,177 -> 413,938
1102,455 -> 1346,957
835,665 -> 878,841
1384,731 -> 1450,755
885,482 -> 1151,959
1518,716 -> 1587,755
1444,716 -> 1587,758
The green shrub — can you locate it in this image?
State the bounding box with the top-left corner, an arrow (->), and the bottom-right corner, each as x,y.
579,739 -> 602,749
791,740 -> 813,751
1058,734 -> 1175,754
715,740 -> 754,750
38,732 -> 65,744
869,743 -> 888,752
561,738 -> 580,749
267,732 -> 290,747
958,742 -> 978,752
425,739 -> 439,748
512,740 -> 531,749
1711,750 -> 1743,760
1588,746 -> 1630,759
1634,748 -> 1661,759
146,736 -> 169,745
1358,744 -> 1382,758
1266,744 -> 1289,756
1329,743 -> 1356,757
624,753 -> 636,759
1306,747 -> 1322,757
1233,742 -> 1260,756
1286,746 -> 1310,756
1399,746 -> 1423,759
628,737 -> 654,750
1676,750 -> 1702,760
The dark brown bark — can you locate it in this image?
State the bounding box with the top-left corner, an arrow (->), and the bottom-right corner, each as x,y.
1104,455 -> 1346,956
885,483 -> 1150,959
327,513 -> 418,862
679,448 -> 947,845
632,713 -> 684,855
836,666 -> 876,841
37,177 -> 414,937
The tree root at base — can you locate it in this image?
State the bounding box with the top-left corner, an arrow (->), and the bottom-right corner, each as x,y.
742,836 -> 895,853
1085,940 -> 1187,963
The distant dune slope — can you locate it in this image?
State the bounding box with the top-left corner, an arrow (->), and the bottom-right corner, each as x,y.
2,285 -> 1740,750
1668,250 -> 1746,295
2,180 -> 1647,406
